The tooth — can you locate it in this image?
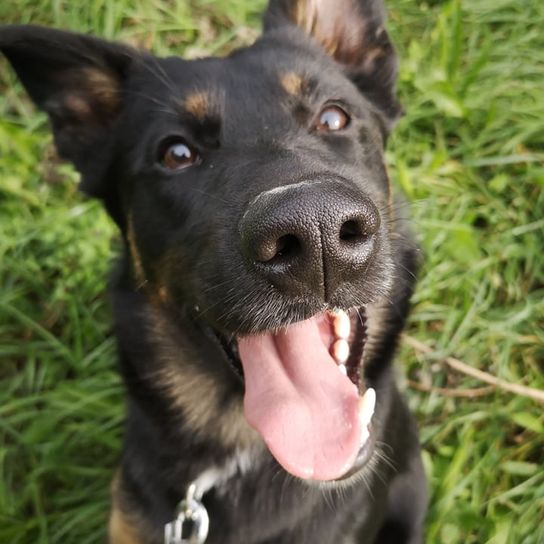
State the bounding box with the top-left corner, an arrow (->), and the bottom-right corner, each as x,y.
332,339 -> 349,364
338,364 -> 347,376
332,309 -> 350,339
358,388 -> 376,431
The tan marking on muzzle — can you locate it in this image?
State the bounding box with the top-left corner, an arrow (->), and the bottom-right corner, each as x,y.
147,308 -> 259,449
126,214 -> 146,287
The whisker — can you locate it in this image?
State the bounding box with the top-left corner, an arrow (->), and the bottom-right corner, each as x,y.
141,55 -> 179,96
189,187 -> 234,206
122,88 -> 174,110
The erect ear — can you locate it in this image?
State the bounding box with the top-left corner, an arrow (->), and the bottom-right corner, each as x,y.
0,25 -> 138,212
264,0 -> 401,127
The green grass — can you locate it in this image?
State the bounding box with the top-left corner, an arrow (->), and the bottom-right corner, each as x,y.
0,1 -> 543,542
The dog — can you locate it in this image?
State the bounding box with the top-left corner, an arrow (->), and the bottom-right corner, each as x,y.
1,0 -> 427,542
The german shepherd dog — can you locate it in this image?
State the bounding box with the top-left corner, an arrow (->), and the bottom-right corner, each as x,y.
1,0 -> 427,542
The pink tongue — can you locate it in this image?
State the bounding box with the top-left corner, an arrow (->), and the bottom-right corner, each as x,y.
238,316 -> 361,481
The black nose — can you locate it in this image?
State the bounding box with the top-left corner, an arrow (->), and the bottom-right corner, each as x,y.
240,181 -> 380,300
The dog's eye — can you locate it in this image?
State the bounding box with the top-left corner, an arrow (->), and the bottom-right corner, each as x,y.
160,139 -> 199,170
314,105 -> 350,132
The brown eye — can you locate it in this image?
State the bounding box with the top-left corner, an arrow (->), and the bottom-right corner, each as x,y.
161,139 -> 199,170
315,105 -> 350,132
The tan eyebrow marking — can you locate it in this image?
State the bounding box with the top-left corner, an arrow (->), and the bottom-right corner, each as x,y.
280,72 -> 304,96
183,91 -> 210,121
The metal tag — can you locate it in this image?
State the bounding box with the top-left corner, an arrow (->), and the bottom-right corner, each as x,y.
164,485 -> 209,544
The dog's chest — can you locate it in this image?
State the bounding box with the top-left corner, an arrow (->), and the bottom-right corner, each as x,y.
177,456 -> 376,544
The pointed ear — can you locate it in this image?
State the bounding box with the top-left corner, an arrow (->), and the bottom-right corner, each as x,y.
264,0 -> 401,127
0,25 -> 138,205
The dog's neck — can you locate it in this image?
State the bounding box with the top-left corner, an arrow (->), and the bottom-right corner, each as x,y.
189,448 -> 258,499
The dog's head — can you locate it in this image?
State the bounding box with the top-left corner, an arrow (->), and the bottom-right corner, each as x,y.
1,0 -> 413,482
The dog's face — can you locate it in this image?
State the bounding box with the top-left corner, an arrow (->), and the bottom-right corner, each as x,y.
1,0 -> 408,483
126,41 -> 397,331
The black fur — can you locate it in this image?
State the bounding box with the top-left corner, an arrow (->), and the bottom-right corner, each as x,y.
1,1 -> 427,542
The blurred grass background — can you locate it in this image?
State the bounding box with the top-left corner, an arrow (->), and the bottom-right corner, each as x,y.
0,0 -> 543,542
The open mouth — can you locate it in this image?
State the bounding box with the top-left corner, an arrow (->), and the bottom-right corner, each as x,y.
217,308 -> 375,482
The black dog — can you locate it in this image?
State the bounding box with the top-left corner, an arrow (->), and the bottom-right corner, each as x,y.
1,0 -> 427,542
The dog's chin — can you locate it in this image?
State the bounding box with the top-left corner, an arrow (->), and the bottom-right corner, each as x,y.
198,305 -> 378,483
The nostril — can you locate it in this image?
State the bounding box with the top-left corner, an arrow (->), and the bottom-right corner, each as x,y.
256,234 -> 302,263
339,220 -> 366,243
276,234 -> 301,259
339,205 -> 381,245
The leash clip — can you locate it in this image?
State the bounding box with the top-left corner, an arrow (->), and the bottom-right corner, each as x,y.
164,484 -> 209,544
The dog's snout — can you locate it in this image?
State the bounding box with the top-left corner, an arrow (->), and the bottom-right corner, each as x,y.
240,182 -> 380,300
